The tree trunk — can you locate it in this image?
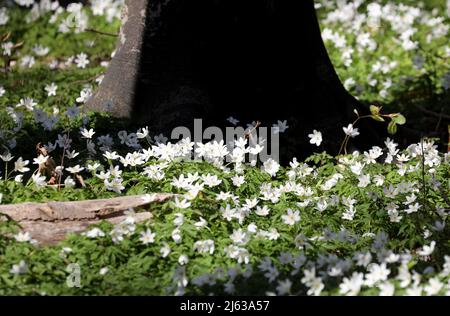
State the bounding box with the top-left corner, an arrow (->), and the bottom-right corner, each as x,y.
85,0 -> 383,159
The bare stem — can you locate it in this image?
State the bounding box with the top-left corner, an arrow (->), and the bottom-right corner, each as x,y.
85,28 -> 118,37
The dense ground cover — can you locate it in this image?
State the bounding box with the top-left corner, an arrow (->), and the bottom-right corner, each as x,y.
0,0 -> 449,295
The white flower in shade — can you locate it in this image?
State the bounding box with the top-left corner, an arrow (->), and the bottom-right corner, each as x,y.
405,285 -> 423,296
404,202 -> 421,214
64,177 -> 76,188
403,194 -> 417,205
86,163 -> 101,172
66,105 -> 80,119
350,161 -> 365,175
178,254 -> 189,265
86,228 -> 105,238
305,277 -> 324,296
243,198 -> 259,210
173,213 -> 184,227
388,210 -> 402,223
265,228 -> 280,241
308,130 -> 323,146
255,205 -> 270,216
104,178 -> 125,193
45,83 -> 58,97
10,260 -> 28,275
96,170 -> 110,181
231,175 -> 245,187
0,86 -> 5,97
432,220 -> 445,232
342,207 -> 356,221
103,151 -> 120,160
276,279 -> 292,295
0,152 -> 13,162
76,88 -> 92,103
0,9 -> 7,26
160,242 -> 171,258
33,44 -> 49,56
194,217 -> 208,230
33,154 -> 48,166
154,133 -> 168,144
186,186 -> 202,200
2,42 -> 13,56
53,166 -> 63,176
424,277 -> 443,296
174,197 -> 191,209
136,126 -> 149,139
193,240 -> 215,255
16,97 -> 37,111
15,0 -> 34,7
248,144 -> 264,156
139,228 -> 156,245
263,158 -> 280,177
230,228 -> 250,245
109,165 -> 122,178
14,175 -> 23,183
358,174 -> 371,188
14,157 -> 30,173
32,109 -> 47,124
272,120 -> 289,134
417,241 -> 436,257
171,228 -> 182,243
365,263 -> 390,286
281,209 -> 300,226
202,174 -> 222,187
396,153 -> 410,163
227,116 -> 239,125
354,252 -> 372,267
224,245 -> 250,264
59,248 -> 73,258
14,231 -> 32,242
339,272 -> 364,296
343,124 -> 360,138
378,282 -> 395,296
315,198 -> 328,212
75,52 -> 90,68
66,165 -> 84,174
21,55 -> 35,68
80,128 -> 95,139
32,173 -> 46,188
373,175 -> 385,186
99,267 -> 109,275
247,223 -> 258,234
216,191 -> 233,201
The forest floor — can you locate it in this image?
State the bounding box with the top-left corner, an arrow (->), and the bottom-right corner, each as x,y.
0,0 -> 449,295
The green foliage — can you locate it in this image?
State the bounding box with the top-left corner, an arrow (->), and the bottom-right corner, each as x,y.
0,1 -> 449,296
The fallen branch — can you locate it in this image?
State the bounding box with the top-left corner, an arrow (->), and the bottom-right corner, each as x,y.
85,28 -> 118,37
0,193 -> 175,245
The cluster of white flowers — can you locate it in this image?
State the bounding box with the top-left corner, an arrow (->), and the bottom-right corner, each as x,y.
1,0 -> 450,296
1,121 -> 449,297
318,0 -> 450,99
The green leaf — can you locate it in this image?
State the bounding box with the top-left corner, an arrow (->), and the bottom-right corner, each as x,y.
387,121 -> 397,134
370,105 -> 381,116
371,115 -> 385,122
391,114 -> 406,125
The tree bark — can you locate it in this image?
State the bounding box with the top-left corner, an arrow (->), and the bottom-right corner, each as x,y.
85,0 -> 383,159
85,0 -> 147,118
0,193 -> 174,245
